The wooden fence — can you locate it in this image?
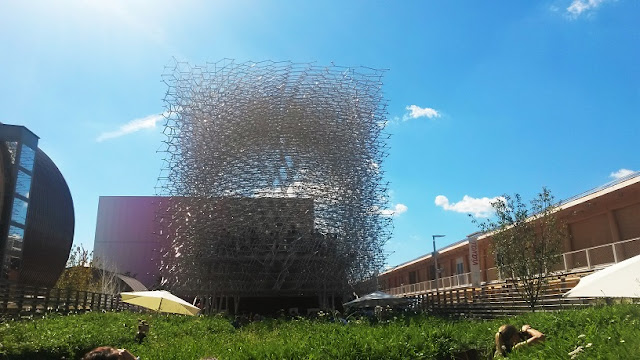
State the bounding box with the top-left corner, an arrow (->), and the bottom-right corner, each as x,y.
413,270 -> 599,318
0,283 -> 141,318
0,271 -> 612,320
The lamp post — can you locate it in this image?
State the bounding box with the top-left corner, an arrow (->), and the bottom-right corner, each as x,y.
432,235 -> 445,295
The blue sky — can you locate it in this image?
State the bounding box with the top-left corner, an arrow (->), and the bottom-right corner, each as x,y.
1,0 -> 638,268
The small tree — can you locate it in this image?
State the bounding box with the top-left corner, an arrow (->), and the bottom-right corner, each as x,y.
473,187 -> 566,311
55,244 -> 98,291
93,257 -> 121,295
55,244 -> 121,294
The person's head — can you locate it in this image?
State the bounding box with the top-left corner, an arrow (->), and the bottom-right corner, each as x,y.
137,319 -> 149,334
82,346 -> 137,360
495,324 -> 523,356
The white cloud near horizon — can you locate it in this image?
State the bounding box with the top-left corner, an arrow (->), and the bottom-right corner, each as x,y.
610,168 -> 636,180
566,0 -> 608,18
96,112 -> 166,142
404,105 -> 441,121
379,203 -> 408,217
435,195 -> 502,218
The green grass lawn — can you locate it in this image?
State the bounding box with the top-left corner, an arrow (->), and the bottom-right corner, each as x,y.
0,304 -> 638,359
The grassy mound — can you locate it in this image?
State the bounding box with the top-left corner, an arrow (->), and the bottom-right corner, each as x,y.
0,304 -> 638,359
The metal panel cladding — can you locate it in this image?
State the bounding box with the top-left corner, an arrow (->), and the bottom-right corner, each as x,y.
19,149 -> 74,287
157,60 -> 392,298
93,196 -> 169,289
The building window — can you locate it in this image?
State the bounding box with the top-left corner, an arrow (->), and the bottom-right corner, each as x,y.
10,197 -> 29,225
456,257 -> 464,274
15,170 -> 32,198
9,257 -> 21,270
5,141 -> 17,164
7,226 -> 24,252
19,144 -> 35,172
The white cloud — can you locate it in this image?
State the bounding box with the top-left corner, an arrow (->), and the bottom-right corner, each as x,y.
379,203 -> 408,217
610,168 -> 636,180
404,105 -> 441,121
566,0 -> 608,18
435,195 -> 502,218
96,112 -> 167,142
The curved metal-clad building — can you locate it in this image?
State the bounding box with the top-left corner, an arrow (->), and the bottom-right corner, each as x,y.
0,123 -> 74,288
19,149 -> 75,286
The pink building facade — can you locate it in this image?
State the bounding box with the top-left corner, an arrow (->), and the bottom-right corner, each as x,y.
93,196 -> 168,289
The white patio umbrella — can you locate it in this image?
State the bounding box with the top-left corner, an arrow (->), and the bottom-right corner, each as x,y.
343,291 -> 411,308
564,254 -> 640,298
120,290 -> 200,315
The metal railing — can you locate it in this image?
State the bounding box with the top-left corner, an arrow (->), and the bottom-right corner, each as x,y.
387,272 -> 475,296
386,236 -> 640,296
0,283 -> 142,317
561,237 -> 640,271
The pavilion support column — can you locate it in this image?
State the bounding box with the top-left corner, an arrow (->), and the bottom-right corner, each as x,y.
320,284 -> 327,310
209,294 -> 215,314
318,294 -> 326,310
565,225 -> 576,270
608,210 -> 625,260
233,295 -> 240,314
479,245 -> 487,282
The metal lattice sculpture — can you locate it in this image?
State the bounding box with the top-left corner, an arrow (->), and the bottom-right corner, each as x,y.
156,59 -> 391,305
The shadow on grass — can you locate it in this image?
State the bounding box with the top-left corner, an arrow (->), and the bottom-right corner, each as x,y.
1,349 -> 87,360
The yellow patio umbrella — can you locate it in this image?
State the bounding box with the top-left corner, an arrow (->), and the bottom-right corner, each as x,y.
120,290 -> 200,316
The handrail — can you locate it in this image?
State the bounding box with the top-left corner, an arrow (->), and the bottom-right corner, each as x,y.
559,171 -> 640,206
385,236 -> 640,296
563,236 -> 640,256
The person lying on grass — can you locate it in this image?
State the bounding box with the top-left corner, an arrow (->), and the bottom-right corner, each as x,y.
494,324 -> 545,358
82,346 -> 140,360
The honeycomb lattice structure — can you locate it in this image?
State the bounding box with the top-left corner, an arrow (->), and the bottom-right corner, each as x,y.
156,59 -> 391,300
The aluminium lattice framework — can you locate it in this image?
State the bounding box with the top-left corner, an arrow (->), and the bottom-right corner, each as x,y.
156,59 -> 391,299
